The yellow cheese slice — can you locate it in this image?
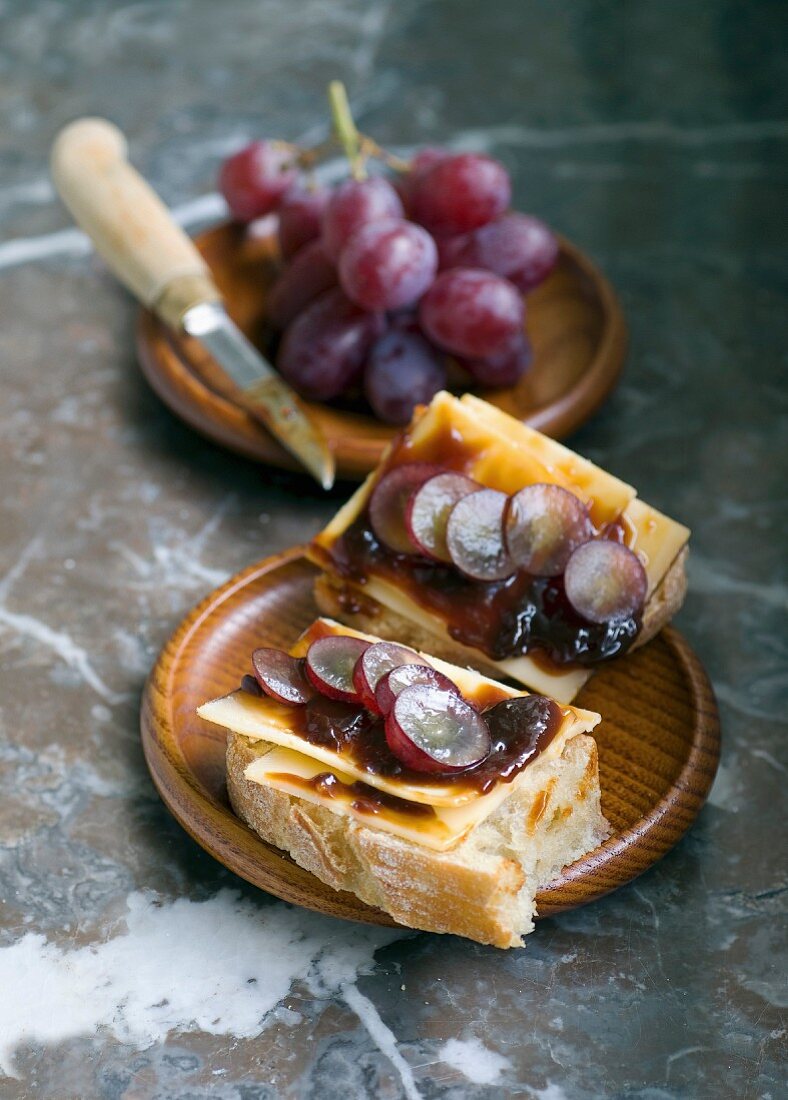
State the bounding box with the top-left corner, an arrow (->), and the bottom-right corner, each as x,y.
243,746 -> 516,851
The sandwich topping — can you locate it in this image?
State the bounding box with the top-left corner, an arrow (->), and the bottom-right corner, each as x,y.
242,632 -> 564,799
322,462 -> 648,668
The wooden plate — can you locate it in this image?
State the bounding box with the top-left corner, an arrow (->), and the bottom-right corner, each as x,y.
136,224 -> 627,480
141,547 -> 720,928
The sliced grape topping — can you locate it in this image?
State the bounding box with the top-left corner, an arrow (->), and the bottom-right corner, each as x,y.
563,540 -> 648,623
405,471 -> 479,562
304,635 -> 370,702
252,648 -> 313,705
368,462 -> 442,555
385,684 -> 492,773
352,641 -> 424,713
446,488 -> 514,581
374,663 -> 457,716
504,483 -> 593,576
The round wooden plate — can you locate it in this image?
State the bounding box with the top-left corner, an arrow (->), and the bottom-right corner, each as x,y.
141,547 -> 720,929
136,224 -> 627,480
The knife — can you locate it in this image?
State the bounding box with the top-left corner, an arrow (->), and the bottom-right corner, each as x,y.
50,118 -> 335,489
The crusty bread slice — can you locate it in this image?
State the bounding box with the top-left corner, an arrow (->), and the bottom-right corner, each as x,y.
313,545 -> 688,689
227,728 -> 609,948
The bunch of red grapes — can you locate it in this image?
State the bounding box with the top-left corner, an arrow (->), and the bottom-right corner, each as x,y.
220,140 -> 558,424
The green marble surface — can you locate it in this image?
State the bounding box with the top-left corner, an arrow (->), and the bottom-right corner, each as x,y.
0,1 -> 785,1097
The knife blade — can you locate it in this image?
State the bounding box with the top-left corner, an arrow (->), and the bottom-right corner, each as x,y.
50,117 -> 335,489
182,301 -> 335,489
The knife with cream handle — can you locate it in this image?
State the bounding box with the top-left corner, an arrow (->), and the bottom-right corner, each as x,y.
50,118 -> 335,489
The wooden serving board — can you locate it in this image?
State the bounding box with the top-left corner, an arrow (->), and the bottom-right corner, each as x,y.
140,547 -> 720,928
136,225 -> 627,480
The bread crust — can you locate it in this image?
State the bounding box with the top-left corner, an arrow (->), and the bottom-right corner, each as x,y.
227,729 -> 609,948
313,545 -> 688,687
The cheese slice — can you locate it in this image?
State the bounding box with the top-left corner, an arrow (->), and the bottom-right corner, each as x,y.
309,392 -> 690,699
243,746 -> 517,851
198,617 -> 600,808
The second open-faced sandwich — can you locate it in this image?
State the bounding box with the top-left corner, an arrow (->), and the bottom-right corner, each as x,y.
308,392 -> 690,702
198,618 -> 609,947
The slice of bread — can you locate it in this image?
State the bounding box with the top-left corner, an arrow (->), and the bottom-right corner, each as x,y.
226,728 -> 609,948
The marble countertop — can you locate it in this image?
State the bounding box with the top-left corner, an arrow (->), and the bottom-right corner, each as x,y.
0,1 -> 785,1097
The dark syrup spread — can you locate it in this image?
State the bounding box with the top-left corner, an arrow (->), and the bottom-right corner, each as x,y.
239,682 -> 565,808
326,516 -> 640,668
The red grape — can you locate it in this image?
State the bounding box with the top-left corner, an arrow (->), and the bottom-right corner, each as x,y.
252,648 -> 312,705
339,219 -> 438,311
439,212 -> 559,292
267,240 -> 337,330
353,641 -> 423,712
410,153 -> 511,236
504,483 -> 593,576
305,635 -> 369,702
277,288 -> 383,401
405,471 -> 479,562
368,463 -> 442,554
364,330 -> 447,424
459,332 -> 532,387
419,268 -> 524,358
219,141 -> 298,223
375,663 -> 457,717
321,177 -> 403,261
277,184 -> 329,260
563,541 -> 648,623
395,147 -> 448,209
445,488 -> 513,581
385,684 -> 491,773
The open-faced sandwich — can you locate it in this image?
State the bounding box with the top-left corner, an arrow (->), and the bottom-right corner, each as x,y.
198,618 -> 609,947
308,392 -> 690,702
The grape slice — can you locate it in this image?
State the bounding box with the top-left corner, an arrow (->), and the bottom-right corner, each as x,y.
304,635 -> 370,702
385,685 -> 491,773
267,240 -> 337,330
375,663 -> 457,717
563,540 -> 648,624
368,462 -> 442,555
219,141 -> 298,223
339,219 -> 438,312
251,648 -> 313,705
419,269 -> 524,359
405,471 -> 479,562
504,483 -> 593,577
410,153 -> 511,236
446,489 -> 514,581
352,641 -> 424,713
364,330 -> 447,426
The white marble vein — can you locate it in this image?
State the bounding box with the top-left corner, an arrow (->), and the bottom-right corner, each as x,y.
342,983 -> 422,1100
0,889 -> 400,1079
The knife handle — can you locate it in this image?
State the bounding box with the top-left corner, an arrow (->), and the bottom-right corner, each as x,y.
50,118 -> 220,328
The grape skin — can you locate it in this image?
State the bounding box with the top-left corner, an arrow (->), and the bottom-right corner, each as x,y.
364,330 -> 447,424
410,153 -> 511,236
459,332 -> 532,387
277,288 -> 383,401
267,240 -> 337,330
321,177 -> 404,261
419,268 -> 524,358
219,141 -> 298,223
339,219 -> 438,311
277,185 -> 329,260
439,212 -> 559,292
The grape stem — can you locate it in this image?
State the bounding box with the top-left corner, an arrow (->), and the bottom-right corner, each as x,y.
328,80 -> 366,180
